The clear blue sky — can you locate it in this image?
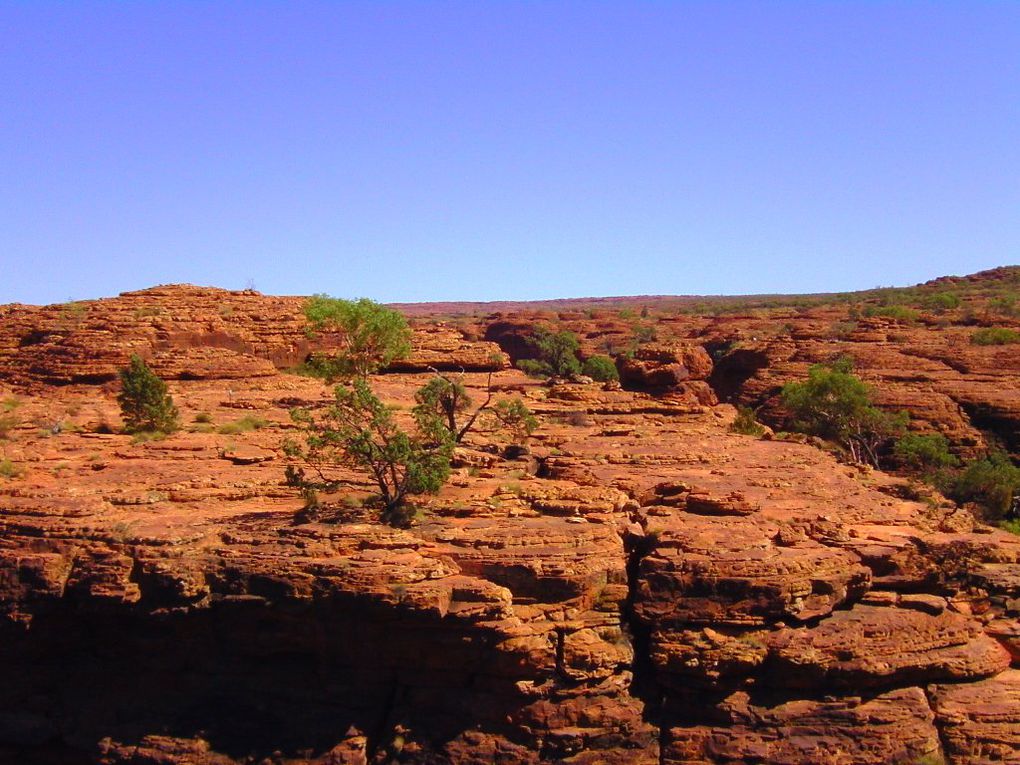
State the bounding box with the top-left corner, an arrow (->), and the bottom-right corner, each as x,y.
2,2 -> 1018,305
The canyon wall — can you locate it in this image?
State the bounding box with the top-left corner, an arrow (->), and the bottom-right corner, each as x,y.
0,282 -> 1018,764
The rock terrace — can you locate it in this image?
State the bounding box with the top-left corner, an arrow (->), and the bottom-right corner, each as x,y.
0,280 -> 1018,764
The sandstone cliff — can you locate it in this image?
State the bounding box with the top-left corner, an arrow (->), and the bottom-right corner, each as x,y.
0,280 -> 1018,764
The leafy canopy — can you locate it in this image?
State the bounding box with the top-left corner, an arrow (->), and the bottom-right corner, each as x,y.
117,355 -> 180,435
781,356 -> 906,466
517,328 -> 582,378
893,433 -> 958,472
945,452 -> 1020,521
582,354 -> 619,382
303,295 -> 412,379
491,398 -> 539,444
287,378 -> 452,526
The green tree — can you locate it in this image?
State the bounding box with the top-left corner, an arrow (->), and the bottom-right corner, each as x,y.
582,354 -> 619,382
970,327 -> 1020,346
893,433 -> 958,472
417,370 -> 510,445
781,357 -> 906,466
287,378 -> 452,526
517,328 -> 582,378
491,398 -> 539,444
303,295 -> 412,379
945,452 -> 1020,521
117,355 -> 180,434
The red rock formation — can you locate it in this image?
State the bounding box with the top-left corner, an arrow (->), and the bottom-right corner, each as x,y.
1,277 -> 1019,763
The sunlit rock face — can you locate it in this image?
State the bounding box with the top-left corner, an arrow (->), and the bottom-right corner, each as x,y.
1,275 -> 1019,763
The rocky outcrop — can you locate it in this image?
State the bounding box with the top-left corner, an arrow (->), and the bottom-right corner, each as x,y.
618,343 -> 715,396
1,278 -> 1019,763
0,286 -> 506,386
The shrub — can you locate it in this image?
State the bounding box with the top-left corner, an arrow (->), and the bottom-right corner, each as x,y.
194,412 -> 213,424
893,433 -> 958,472
0,458 -> 21,479
730,406 -> 766,437
582,355 -> 619,382
862,305 -> 919,323
286,378 -> 453,526
945,452 -> 1020,521
517,359 -> 551,378
921,292 -> 961,313
217,415 -> 268,435
970,327 -> 1020,346
117,355 -> 180,435
632,324 -> 657,345
516,328 -> 582,378
988,295 -> 1018,317
0,414 -> 17,439
827,321 -> 858,340
413,374 -> 477,443
491,398 -> 538,443
303,295 -> 412,379
781,356 -> 907,466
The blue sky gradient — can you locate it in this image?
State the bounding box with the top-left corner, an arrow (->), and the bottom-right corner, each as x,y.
2,2 -> 1018,304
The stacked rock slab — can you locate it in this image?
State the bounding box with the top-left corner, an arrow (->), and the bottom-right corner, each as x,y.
0,284 -> 1017,763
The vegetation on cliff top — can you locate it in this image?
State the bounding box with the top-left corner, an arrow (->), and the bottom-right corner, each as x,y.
117,355 -> 180,435
302,295 -> 412,379
286,377 -> 454,527
780,356 -> 907,467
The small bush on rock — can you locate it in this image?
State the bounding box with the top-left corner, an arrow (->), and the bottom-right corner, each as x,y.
943,451 -> 1020,521
491,398 -> 538,444
303,295 -> 412,379
582,355 -> 619,382
970,327 -> 1020,346
117,355 -> 179,435
286,378 -> 453,526
730,406 -> 766,437
893,433 -> 958,472
516,328 -> 582,378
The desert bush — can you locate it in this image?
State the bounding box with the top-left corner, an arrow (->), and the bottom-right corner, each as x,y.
893,433 -> 958,472
0,458 -> 21,479
516,328 -> 582,378
117,355 -> 180,435
943,451 -> 1020,521
217,415 -> 268,435
781,356 -> 907,466
730,406 -> 766,437
827,321 -> 858,340
921,292 -> 960,313
987,294 -> 1018,317
286,378 -> 452,526
632,324 -> 657,345
303,295 -> 412,379
412,373 -> 489,444
581,355 -> 619,382
970,327 -> 1020,346
194,412 -> 213,424
0,414 -> 17,439
516,359 -> 550,378
862,305 -> 919,323
491,398 -> 538,443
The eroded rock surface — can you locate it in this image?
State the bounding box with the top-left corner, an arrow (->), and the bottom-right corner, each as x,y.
1,281 -> 1018,764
